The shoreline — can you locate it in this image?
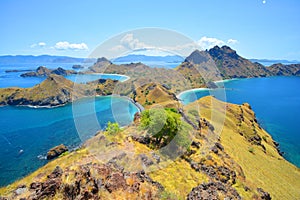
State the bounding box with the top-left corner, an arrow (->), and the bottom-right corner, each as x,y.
75,73 -> 130,82
176,78 -> 238,100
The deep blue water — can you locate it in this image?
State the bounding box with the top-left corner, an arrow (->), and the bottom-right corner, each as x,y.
179,76 -> 300,168
0,96 -> 138,186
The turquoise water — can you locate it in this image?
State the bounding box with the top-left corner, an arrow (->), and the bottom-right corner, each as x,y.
0,96 -> 139,186
179,77 -> 300,168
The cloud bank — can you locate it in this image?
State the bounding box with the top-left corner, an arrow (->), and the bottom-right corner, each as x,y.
54,41 -> 88,51
197,37 -> 238,50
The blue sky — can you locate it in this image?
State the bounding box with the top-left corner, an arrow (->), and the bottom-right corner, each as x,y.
1,0 -> 300,60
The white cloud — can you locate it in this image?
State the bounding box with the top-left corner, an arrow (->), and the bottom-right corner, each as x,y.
197,36 -> 238,50
54,41 -> 88,51
30,42 -> 46,48
198,36 -> 225,50
227,39 -> 238,45
120,33 -> 147,50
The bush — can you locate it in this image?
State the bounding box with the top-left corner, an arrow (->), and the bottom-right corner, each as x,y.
106,122 -> 121,135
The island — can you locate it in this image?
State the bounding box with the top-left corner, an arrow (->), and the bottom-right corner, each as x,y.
0,46 -> 300,200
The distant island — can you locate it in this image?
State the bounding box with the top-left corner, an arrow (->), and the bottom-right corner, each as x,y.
1,46 -> 300,199
1,45 -> 300,108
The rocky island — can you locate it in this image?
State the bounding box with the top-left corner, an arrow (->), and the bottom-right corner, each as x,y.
0,46 -> 300,199
20,66 -> 78,77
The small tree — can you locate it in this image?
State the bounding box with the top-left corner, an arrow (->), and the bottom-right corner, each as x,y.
140,108 -> 182,145
106,121 -> 120,135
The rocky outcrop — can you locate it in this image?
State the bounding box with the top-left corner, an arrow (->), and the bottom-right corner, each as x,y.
187,181 -> 241,200
72,64 -> 84,69
2,162 -> 163,199
21,66 -> 77,77
47,144 -> 68,160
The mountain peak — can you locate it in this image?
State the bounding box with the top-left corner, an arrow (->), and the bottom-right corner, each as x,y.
185,49 -> 210,64
96,57 -> 111,64
209,45 -> 238,59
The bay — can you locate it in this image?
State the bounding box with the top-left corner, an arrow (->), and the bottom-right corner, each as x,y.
179,76 -> 300,168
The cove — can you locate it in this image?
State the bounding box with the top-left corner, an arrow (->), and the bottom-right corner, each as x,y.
0,96 -> 139,186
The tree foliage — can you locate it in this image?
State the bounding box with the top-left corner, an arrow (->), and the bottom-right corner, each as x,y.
106,121 -> 121,135
140,108 -> 191,148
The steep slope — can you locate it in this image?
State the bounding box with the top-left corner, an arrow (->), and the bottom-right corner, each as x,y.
208,46 -> 271,78
185,96 -> 300,199
1,96 -> 299,199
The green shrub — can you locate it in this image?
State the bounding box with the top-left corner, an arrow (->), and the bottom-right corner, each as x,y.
106,122 -> 121,135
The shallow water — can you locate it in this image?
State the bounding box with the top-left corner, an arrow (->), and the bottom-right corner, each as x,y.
0,96 -> 139,186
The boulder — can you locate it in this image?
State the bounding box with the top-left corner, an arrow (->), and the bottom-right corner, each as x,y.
47,144 -> 68,160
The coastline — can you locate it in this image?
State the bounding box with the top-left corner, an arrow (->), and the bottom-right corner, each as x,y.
76,73 -> 130,82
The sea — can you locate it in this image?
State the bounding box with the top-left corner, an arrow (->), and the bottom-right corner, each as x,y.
179,76 -> 300,168
0,63 -> 138,186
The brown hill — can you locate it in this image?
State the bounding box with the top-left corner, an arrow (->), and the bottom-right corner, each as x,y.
0,74 -> 86,107
268,63 -> 300,76
21,66 -> 77,77
133,82 -> 180,109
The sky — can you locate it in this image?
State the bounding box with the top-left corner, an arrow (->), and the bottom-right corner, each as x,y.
0,0 -> 300,60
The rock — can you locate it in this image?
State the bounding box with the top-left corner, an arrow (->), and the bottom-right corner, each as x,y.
191,141 -> 201,148
187,181 -> 241,200
215,142 -> 224,151
47,144 -> 68,160
29,167 -> 63,199
206,81 -> 218,89
211,146 -> 219,154
72,64 -> 84,69
47,166 -> 63,179
242,103 -> 252,110
14,185 -> 27,195
105,172 -> 127,192
257,188 -> 272,200
133,112 -> 141,124
139,154 -> 154,166
151,152 -> 160,163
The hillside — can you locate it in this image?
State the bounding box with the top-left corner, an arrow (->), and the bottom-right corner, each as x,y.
1,96 -> 299,199
268,63 -> 300,76
0,74 -> 85,107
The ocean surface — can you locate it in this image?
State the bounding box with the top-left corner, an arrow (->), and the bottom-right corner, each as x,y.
179,76 -> 300,168
0,62 -> 137,187
0,95 -> 138,186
